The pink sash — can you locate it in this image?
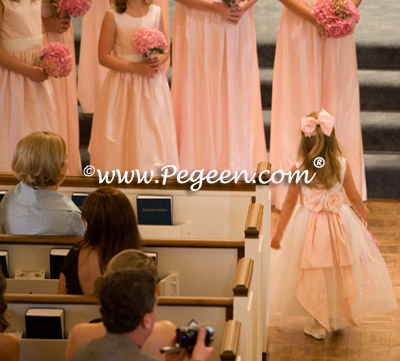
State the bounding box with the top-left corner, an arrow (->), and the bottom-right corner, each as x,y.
295,190 -> 357,330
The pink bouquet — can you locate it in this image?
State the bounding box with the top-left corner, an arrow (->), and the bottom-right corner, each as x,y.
312,0 -> 360,38
39,42 -> 73,78
132,28 -> 168,58
51,0 -> 92,17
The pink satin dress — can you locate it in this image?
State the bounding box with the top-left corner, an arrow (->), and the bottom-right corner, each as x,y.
171,1 -> 267,173
78,0 -> 170,113
42,0 -> 82,175
0,0 -> 60,172
270,158 -> 397,331
270,0 -> 366,209
88,6 -> 179,172
77,0 -> 109,114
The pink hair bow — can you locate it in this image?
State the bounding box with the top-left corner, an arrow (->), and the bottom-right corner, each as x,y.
301,109 -> 334,137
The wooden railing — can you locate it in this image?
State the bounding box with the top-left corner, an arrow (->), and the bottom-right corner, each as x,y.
244,202 -> 263,238
220,320 -> 241,361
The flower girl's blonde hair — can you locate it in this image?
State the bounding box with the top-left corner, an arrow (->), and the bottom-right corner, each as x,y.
298,111 -> 343,189
111,0 -> 152,14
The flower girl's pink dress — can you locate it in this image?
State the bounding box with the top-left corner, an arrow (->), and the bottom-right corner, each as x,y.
172,1 -> 267,173
0,0 -> 60,172
270,0 -> 366,209
88,5 -> 179,172
78,0 -> 170,114
270,158 -> 396,330
42,0 -> 82,175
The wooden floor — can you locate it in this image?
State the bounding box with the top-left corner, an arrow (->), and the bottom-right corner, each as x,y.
267,200 -> 400,361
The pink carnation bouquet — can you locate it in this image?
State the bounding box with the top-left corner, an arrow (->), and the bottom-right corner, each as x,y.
51,0 -> 92,17
39,42 -> 73,78
312,0 -> 360,38
132,28 -> 168,58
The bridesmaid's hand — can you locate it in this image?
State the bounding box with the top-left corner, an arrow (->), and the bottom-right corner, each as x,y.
213,3 -> 240,24
58,11 -> 71,34
271,232 -> 283,250
26,65 -> 49,82
43,13 -> 70,34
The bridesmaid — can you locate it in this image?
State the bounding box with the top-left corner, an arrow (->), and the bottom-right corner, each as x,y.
77,0 -> 109,114
270,0 -> 366,209
171,0 -> 267,173
78,0 -> 170,114
42,0 -> 82,175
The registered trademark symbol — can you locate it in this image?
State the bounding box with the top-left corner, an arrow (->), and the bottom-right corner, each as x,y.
314,157 -> 325,168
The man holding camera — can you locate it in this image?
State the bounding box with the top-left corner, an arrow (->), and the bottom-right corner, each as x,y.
72,269 -> 213,361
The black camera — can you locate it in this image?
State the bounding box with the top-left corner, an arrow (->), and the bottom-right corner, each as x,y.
176,322 -> 214,354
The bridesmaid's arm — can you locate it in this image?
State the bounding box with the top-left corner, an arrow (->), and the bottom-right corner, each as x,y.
175,0 -> 218,12
351,0 -> 362,7
239,0 -> 257,13
0,2 -> 48,82
279,0 -> 316,24
343,161 -> 369,222
175,0 -> 241,24
98,12 -> 156,77
270,165 -> 300,250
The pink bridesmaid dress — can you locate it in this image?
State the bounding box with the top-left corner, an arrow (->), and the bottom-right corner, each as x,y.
77,0 -> 109,114
42,0 -> 82,175
88,5 -> 179,172
270,0 -> 366,209
0,0 -> 60,172
78,0 -> 169,114
171,1 -> 267,173
270,158 -> 396,331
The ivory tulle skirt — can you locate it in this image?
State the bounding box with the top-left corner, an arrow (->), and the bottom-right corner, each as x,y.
89,69 -> 179,172
270,204 -> 397,331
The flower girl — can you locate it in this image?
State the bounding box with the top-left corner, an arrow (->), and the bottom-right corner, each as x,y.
88,0 -> 179,172
270,110 -> 397,339
0,0 -> 60,172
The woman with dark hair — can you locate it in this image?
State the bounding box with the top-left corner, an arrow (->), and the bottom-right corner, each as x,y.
0,270 -> 20,361
57,187 -> 140,295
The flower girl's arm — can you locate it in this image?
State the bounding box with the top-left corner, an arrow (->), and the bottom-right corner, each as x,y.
270,165 -> 300,250
0,3 -> 48,82
98,12 -> 155,77
343,160 -> 369,222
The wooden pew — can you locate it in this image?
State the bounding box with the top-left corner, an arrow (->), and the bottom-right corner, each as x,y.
5,254 -> 261,361
0,162 -> 271,240
5,294 -> 232,361
0,235 -> 244,297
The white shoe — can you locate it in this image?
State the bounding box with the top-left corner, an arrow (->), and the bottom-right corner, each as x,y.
304,326 -> 326,340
